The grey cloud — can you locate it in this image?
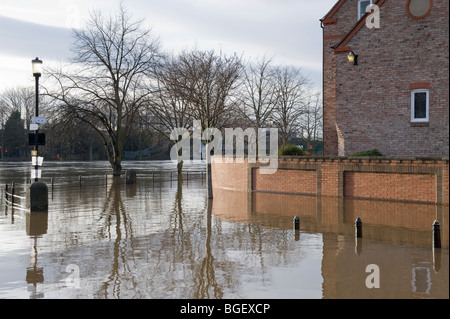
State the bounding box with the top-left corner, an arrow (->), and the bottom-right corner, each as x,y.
0,15 -> 72,61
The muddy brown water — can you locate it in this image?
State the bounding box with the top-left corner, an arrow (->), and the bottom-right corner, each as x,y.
0,161 -> 448,299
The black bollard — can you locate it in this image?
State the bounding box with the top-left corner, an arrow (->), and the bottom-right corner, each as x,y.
293,216 -> 300,241
293,216 -> 300,230
433,220 -> 441,248
126,169 -> 137,185
30,182 -> 48,213
355,217 -> 362,238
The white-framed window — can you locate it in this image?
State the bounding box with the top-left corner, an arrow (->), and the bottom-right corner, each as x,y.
358,0 -> 373,20
411,89 -> 429,123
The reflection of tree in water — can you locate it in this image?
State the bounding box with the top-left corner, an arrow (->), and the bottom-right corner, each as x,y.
156,182 -> 225,298
155,182 -> 236,298
193,199 -> 222,298
95,178 -> 138,299
89,177 -> 291,298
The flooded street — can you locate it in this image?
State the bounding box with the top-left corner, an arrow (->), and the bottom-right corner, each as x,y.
0,161 -> 448,299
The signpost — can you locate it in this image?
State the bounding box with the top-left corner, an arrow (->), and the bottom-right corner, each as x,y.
28,133 -> 46,146
31,154 -> 44,179
31,116 -> 47,124
31,169 -> 42,180
32,156 -> 44,166
29,118 -> 45,182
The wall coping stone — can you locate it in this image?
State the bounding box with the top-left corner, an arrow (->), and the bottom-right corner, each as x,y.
212,155 -> 449,164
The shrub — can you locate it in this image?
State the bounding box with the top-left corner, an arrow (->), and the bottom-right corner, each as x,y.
351,149 -> 383,157
280,144 -> 305,156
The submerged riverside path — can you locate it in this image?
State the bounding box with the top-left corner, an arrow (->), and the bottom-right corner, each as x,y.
0,160 -> 448,299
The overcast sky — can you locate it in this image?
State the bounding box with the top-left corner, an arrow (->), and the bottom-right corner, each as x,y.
0,0 -> 337,91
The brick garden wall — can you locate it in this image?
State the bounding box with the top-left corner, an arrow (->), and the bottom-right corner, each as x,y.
210,159 -> 249,192
343,172 -> 436,202
252,168 -> 317,195
212,156 -> 449,204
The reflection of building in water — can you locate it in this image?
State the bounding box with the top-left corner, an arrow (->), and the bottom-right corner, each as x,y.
212,188 -> 449,298
412,264 -> 431,296
321,232 -> 448,299
212,189 -> 449,248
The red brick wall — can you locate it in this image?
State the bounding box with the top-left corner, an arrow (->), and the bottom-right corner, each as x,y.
252,168 -> 317,195
444,162 -> 449,205
322,0 -> 449,157
344,172 -> 436,202
322,0 -> 361,156
321,160 -> 340,197
211,157 -> 449,204
211,158 -> 249,192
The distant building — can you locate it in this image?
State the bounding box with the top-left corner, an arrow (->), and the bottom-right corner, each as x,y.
321,0 -> 449,156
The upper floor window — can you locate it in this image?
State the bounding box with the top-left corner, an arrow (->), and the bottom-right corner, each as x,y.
358,0 -> 373,20
411,89 -> 429,123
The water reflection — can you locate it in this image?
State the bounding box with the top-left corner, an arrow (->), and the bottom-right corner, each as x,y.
93,180 -> 224,299
25,212 -> 48,299
213,190 -> 449,298
195,199 -> 222,299
98,178 -> 133,298
0,161 -> 448,299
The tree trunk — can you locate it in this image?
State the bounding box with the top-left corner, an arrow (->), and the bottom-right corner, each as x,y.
177,160 -> 184,180
206,143 -> 213,199
112,161 -> 122,176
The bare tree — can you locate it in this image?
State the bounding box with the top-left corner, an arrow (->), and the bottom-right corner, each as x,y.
0,87 -> 35,159
148,53 -> 194,176
0,87 -> 35,129
148,49 -> 242,176
273,65 -> 310,148
238,56 -> 278,153
44,5 -> 161,175
299,91 -> 323,152
176,49 -> 243,132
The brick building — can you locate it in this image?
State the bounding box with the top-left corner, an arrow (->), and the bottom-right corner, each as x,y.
321,0 -> 449,156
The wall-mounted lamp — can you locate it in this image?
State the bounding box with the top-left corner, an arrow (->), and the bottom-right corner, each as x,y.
348,51 -> 358,65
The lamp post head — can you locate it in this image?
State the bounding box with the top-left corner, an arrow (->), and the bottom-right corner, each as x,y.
32,57 -> 43,77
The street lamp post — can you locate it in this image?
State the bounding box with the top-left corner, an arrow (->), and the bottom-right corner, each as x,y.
32,57 -> 42,182
29,57 -> 48,213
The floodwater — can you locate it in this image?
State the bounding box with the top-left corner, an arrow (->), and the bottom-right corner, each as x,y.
0,161 -> 448,299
